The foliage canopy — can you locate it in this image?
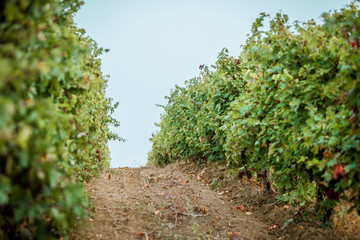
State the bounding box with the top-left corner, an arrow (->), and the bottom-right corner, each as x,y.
149,1 -> 360,220
0,0 -> 121,238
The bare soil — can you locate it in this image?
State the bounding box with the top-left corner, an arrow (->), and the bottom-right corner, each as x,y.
71,161 -> 355,240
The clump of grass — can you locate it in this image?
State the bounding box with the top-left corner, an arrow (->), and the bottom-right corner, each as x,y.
333,202 -> 360,238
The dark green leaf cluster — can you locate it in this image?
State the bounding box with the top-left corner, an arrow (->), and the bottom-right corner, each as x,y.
0,0 -> 122,238
149,2 -> 360,220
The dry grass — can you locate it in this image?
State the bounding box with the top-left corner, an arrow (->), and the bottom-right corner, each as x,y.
333,202 -> 360,239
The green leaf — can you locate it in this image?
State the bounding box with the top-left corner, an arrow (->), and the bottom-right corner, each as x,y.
64,184 -> 82,207
282,218 -> 294,231
289,98 -> 301,108
328,136 -> 339,146
345,163 -> 357,173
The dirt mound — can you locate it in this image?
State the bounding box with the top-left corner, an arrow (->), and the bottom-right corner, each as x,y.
71,162 -> 350,240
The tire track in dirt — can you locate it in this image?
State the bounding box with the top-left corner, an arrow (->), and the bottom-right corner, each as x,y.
71,163 -> 340,240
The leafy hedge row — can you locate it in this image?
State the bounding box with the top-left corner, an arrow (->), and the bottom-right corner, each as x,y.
0,0 -> 121,238
149,2 -> 360,220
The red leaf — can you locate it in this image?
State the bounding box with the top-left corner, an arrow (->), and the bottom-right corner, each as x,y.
351,39 -> 357,48
326,188 -> 340,201
97,149 -> 102,161
322,151 -> 333,160
269,224 -> 279,230
235,204 -> 245,210
227,231 -> 241,237
332,163 -> 345,180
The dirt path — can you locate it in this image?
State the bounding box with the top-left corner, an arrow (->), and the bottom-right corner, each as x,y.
71,162 -> 341,240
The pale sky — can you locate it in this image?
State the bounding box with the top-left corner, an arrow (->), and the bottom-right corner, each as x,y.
75,0 -> 351,168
